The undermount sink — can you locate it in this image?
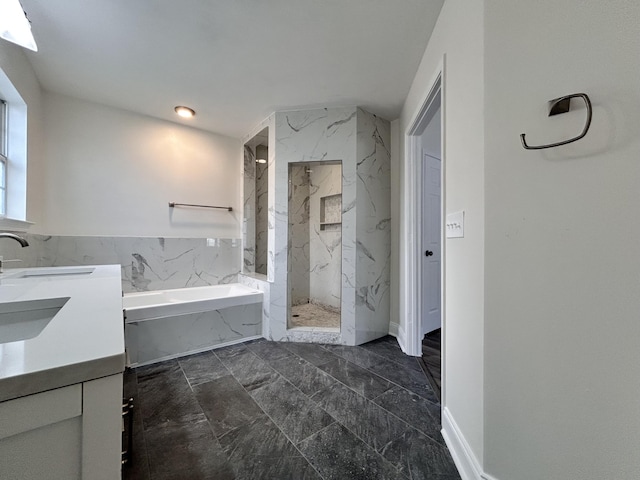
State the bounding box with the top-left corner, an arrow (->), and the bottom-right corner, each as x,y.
15,267 -> 95,278
0,297 -> 70,343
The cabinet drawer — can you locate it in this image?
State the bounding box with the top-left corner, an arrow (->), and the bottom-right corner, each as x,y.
0,384 -> 82,440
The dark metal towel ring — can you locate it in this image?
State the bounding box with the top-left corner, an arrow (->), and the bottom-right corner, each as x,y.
520,93 -> 592,150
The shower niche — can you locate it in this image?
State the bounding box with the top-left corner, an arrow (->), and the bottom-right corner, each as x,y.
288,161 -> 342,330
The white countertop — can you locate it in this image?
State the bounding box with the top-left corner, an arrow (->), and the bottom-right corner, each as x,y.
0,265 -> 126,402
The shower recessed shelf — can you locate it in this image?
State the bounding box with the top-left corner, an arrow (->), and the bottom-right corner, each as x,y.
320,221 -> 341,231
320,193 -> 342,232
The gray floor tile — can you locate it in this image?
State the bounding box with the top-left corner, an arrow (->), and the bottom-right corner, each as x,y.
269,355 -> 339,398
231,456 -> 322,480
313,382 -> 411,454
250,375 -> 335,444
245,339 -> 297,362
145,417 -> 234,480
178,350 -> 229,387
318,357 -> 393,399
381,428 -> 461,479
214,343 -> 279,391
281,341 -> 340,366
322,344 -> 386,369
369,357 -> 439,403
135,359 -> 178,378
373,386 -> 443,443
130,340 -> 461,480
298,423 -> 406,480
218,414 -> 300,461
361,336 -> 422,372
136,361 -> 203,430
193,375 -> 264,438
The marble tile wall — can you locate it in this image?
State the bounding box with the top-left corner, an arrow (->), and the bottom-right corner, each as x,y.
239,107 -> 389,345
309,163 -> 342,311
273,107 -> 358,344
1,234 -> 242,293
125,302 -> 262,366
266,107 -> 390,345
286,162 -> 342,313
241,115 -> 275,283
238,273 -> 271,339
355,109 -> 392,344
243,144 -> 256,273
287,164 -> 311,306
255,145 -> 269,275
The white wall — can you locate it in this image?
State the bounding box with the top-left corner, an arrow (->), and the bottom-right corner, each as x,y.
397,0 -> 485,471
483,1 -> 640,479
0,41 -> 44,228
38,92 -> 241,237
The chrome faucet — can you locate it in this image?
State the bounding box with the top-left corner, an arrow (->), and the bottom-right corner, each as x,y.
0,232 -> 29,247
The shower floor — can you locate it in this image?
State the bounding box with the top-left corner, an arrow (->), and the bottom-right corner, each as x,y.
290,302 -> 340,329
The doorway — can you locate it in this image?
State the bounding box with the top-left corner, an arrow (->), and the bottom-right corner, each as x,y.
287,161 -> 342,331
417,90 -> 442,399
402,67 -> 444,401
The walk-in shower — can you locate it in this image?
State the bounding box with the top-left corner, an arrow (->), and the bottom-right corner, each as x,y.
288,161 -> 342,330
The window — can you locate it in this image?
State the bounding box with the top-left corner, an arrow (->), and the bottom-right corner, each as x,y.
0,67 -> 29,229
0,99 -> 7,216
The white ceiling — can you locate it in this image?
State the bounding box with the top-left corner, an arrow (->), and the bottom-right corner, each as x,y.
20,0 -> 444,138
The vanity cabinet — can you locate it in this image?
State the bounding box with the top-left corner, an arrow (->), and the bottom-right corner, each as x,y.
0,373 -> 123,479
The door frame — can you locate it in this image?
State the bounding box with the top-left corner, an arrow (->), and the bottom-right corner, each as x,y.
401,58 -> 445,366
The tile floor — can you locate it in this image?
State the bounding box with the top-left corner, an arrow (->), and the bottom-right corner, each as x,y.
123,336 -> 460,480
290,303 -> 340,329
419,329 -> 442,402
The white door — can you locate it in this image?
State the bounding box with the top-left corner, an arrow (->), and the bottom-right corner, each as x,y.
421,151 -> 441,336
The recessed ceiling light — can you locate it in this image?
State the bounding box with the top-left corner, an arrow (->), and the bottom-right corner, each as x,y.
174,106 -> 195,118
256,158 -> 267,164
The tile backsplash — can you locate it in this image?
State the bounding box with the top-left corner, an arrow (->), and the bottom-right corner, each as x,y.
0,234 -> 242,293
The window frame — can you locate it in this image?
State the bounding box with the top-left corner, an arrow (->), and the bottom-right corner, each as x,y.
0,99 -> 7,217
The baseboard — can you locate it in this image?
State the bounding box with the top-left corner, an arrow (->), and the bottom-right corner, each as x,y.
482,473 -> 500,480
441,407 -> 486,480
388,321 -> 400,337
395,322 -> 409,354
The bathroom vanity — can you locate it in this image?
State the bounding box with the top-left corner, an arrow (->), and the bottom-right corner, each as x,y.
0,265 -> 126,479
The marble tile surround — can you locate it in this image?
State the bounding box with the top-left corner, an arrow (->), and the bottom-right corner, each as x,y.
355,109 -> 392,344
272,108 -> 358,344
287,161 -> 343,313
241,116 -> 276,283
309,163 -> 342,311
267,107 -> 390,346
288,164 -> 311,306
238,273 -> 271,339
1,234 -> 242,293
125,302 -> 262,366
243,144 -> 257,273
255,145 -> 269,275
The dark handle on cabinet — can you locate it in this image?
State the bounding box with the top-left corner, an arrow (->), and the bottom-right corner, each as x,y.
425,250 -> 433,257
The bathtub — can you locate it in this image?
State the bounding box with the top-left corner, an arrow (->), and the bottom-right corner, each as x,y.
123,284 -> 263,366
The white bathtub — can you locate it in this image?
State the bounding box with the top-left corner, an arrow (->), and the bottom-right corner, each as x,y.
123,284 -> 263,366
